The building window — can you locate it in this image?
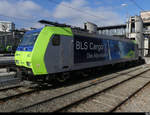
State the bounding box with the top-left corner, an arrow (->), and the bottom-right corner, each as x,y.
131,22 -> 135,33
130,38 -> 135,40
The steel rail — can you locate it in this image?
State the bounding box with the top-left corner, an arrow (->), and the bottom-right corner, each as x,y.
110,79 -> 150,112
0,85 -> 22,92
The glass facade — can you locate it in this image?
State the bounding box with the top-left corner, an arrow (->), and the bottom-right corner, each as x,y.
98,28 -> 126,36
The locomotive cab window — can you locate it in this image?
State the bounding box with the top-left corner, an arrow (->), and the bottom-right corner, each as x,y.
52,35 -> 60,46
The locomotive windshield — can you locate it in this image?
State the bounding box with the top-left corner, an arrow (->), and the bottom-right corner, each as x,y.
19,28 -> 42,47
19,32 -> 39,46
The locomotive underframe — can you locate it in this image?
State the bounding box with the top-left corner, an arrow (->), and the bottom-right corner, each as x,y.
14,58 -> 144,83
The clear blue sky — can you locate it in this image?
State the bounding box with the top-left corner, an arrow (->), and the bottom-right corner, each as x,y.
0,0 -> 149,29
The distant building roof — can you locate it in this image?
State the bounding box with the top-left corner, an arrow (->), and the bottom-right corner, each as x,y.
97,24 -> 126,30
0,21 -> 14,24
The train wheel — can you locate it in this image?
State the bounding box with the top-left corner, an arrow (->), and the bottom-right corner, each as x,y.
56,72 -> 70,83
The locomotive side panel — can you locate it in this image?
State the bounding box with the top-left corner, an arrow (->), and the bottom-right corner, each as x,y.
44,35 -> 73,74
60,35 -> 73,70
32,27 -> 73,75
74,34 -> 110,64
72,34 -> 138,71
109,40 -> 136,60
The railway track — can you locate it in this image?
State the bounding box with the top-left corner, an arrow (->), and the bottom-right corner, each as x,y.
0,64 -> 147,112
0,85 -> 22,92
0,83 -> 40,102
1,64 -> 146,112
54,68 -> 150,112
0,86 -> 40,103
61,68 -> 150,112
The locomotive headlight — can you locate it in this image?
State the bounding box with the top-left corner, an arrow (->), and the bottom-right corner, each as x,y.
26,62 -> 31,67
15,60 -> 19,64
27,54 -> 31,57
15,54 -> 20,56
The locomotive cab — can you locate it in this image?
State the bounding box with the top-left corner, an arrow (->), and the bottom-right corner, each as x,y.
15,29 -> 42,67
15,26 -> 73,77
15,28 -> 42,78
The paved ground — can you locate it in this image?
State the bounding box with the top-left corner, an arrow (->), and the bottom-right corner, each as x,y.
116,58 -> 150,112
115,81 -> 150,112
66,66 -> 150,112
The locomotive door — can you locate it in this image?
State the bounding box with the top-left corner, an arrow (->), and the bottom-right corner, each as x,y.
60,36 -> 73,69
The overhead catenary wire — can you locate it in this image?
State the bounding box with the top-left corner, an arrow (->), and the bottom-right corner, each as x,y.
0,13 -> 37,23
0,13 -> 44,29
129,0 -> 144,11
0,0 -> 129,28
47,0 -> 106,20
